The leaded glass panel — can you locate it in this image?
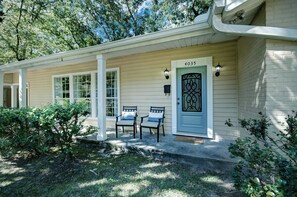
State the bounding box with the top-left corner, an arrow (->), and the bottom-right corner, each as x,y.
182,73 -> 202,112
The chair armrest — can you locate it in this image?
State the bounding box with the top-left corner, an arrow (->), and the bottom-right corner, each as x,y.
115,114 -> 122,122
140,115 -> 149,123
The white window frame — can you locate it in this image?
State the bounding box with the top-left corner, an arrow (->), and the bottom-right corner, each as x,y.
52,76 -> 71,104
100,68 -> 120,118
52,68 -> 120,119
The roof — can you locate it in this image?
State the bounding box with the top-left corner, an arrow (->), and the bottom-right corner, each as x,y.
0,0 -> 267,72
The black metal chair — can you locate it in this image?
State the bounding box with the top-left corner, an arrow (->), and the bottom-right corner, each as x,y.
140,106 -> 165,142
115,106 -> 137,138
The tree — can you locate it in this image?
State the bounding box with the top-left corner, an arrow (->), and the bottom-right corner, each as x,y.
0,0 -> 213,65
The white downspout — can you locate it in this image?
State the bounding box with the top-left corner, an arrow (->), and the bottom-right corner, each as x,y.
211,9 -> 297,41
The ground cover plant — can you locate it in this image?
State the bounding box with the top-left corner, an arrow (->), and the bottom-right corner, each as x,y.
226,112 -> 297,197
0,144 -> 236,196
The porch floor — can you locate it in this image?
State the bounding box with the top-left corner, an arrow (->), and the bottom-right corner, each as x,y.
79,129 -> 237,172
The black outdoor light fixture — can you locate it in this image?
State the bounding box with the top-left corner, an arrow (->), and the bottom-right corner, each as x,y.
164,68 -> 170,79
215,63 -> 222,77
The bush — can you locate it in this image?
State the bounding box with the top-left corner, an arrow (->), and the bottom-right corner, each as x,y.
0,101 -> 97,159
226,112 -> 297,197
0,107 -> 52,157
42,101 -> 96,159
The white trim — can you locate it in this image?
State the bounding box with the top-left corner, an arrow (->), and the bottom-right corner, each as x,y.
51,69 -> 120,118
212,12 -> 297,41
0,72 -> 3,107
106,67 -> 121,117
91,72 -> 96,118
171,56 -> 213,138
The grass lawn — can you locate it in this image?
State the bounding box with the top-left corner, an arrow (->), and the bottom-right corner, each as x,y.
0,144 -> 237,196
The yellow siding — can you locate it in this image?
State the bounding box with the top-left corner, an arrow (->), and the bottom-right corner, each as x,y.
108,41 -> 238,139
266,0 -> 297,28
27,61 -> 97,107
23,41 -> 238,140
237,5 -> 266,136
265,0 -> 297,130
4,73 -> 13,83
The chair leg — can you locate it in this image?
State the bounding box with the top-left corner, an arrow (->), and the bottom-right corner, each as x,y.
122,126 -> 124,133
140,126 -> 142,139
157,127 -> 160,142
162,125 -> 165,136
115,125 -> 118,138
133,124 -> 136,138
149,128 -> 152,134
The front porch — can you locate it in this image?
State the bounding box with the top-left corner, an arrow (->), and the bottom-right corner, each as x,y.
79,129 -> 236,173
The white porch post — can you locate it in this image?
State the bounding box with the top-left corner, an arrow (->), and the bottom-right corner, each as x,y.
19,68 -> 27,108
0,72 -> 4,107
11,85 -> 17,108
96,54 -> 107,141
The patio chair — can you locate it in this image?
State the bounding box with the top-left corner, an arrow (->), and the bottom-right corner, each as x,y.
140,106 -> 165,142
115,106 -> 137,138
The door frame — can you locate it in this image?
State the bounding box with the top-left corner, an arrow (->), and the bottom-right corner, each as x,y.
171,57 -> 213,138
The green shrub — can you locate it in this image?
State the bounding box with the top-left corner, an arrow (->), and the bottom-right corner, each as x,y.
0,107 -> 52,157
0,101 -> 96,159
43,101 -> 95,159
226,112 -> 297,197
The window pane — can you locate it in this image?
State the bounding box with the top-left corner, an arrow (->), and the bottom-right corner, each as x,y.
96,70 -> 118,117
54,77 -> 70,103
73,74 -> 91,113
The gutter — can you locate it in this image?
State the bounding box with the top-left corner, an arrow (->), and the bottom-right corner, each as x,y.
211,0 -> 297,42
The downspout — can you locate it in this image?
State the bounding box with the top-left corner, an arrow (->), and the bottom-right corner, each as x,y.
210,2 -> 297,41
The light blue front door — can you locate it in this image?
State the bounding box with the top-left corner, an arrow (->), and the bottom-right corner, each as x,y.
177,66 -> 207,135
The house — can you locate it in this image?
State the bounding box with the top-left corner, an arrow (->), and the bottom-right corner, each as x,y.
0,0 -> 296,142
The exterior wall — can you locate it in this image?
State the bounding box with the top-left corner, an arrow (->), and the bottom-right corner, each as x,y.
237,5 -> 267,126
27,61 -> 97,107
4,73 -> 13,83
265,40 -> 297,129
22,41 -> 238,140
108,41 -> 238,140
266,0 -> 297,28
265,0 -> 297,129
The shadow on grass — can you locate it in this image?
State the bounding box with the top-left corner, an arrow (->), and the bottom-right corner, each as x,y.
0,144 -> 238,196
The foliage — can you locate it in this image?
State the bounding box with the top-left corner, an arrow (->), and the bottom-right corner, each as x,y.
0,0 -> 213,65
0,107 -> 52,157
43,101 -> 95,159
226,112 -> 297,197
0,101 -> 96,159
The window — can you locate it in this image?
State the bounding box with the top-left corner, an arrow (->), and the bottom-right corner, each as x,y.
106,71 -> 118,117
53,69 -> 119,118
54,77 -> 70,103
96,70 -> 119,117
73,74 -> 91,112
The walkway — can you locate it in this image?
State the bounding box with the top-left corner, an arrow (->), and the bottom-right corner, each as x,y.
78,129 -> 237,172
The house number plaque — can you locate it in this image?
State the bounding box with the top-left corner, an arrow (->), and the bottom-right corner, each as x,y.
184,61 -> 197,66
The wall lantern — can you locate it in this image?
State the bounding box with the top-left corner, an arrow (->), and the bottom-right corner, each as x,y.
215,63 -> 222,77
164,68 -> 170,79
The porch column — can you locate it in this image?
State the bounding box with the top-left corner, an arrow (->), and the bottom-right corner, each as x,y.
19,68 -> 27,108
11,85 -> 17,108
0,72 -> 3,107
96,54 -> 107,141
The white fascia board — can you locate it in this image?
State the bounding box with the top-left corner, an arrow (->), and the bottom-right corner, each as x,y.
0,22 -> 211,72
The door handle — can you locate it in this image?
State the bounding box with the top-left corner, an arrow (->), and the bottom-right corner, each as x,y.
177,102 -> 180,105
